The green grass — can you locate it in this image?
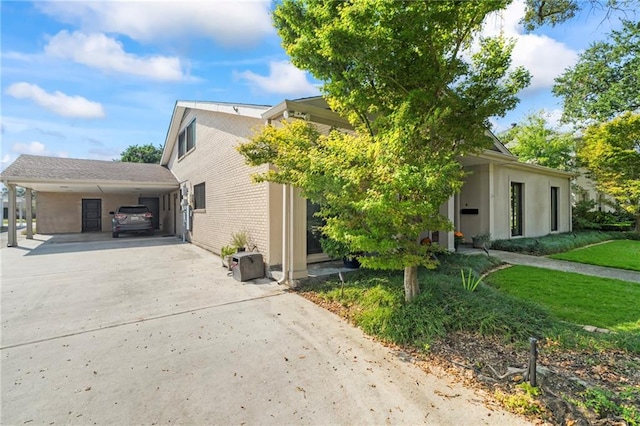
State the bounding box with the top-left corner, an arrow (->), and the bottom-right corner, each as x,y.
548,240 -> 640,272
486,265 -> 640,333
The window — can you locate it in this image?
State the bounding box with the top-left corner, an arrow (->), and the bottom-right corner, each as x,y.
551,186 -> 559,231
510,182 -> 523,236
178,120 -> 196,159
194,183 -> 206,210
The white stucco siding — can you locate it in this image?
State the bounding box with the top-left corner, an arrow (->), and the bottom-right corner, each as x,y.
459,164 -> 491,241
492,166 -> 571,240
168,109 -> 272,262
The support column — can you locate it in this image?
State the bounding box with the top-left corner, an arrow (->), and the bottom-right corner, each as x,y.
25,188 -> 33,239
488,162 -> 495,237
7,184 -> 17,247
290,187 -> 308,280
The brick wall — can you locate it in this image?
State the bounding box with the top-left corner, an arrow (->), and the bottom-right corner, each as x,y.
37,192 -> 139,233
167,109 -> 273,262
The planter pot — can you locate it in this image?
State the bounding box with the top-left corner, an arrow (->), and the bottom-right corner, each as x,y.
343,257 -> 360,269
222,255 -> 234,270
236,247 -> 246,253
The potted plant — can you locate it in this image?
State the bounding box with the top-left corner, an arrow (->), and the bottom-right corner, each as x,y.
230,231 -> 249,252
454,231 -> 464,251
320,236 -> 360,268
472,233 -> 491,249
220,245 -> 235,270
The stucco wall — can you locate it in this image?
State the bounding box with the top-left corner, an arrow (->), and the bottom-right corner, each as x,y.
36,192 -> 140,233
492,166 -> 571,240
459,164 -> 491,241
167,109 -> 273,262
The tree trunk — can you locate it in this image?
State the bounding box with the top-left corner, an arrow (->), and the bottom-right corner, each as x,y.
403,265 -> 420,302
635,215 -> 640,232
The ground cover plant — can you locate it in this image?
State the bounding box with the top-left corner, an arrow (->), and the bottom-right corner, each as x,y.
548,240 -> 640,272
298,253 -> 640,424
491,230 -> 639,255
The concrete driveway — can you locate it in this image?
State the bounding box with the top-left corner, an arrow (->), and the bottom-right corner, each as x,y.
1,234 -> 530,425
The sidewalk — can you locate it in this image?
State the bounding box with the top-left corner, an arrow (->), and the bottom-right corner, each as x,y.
488,249 -> 640,283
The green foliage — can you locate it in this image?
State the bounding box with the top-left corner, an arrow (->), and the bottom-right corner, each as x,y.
573,387 -> 640,425
319,236 -> 351,260
119,143 -> 163,163
579,112 -> 640,229
554,19 -> 640,123
460,268 -> 482,292
549,240 -> 640,271
521,0 -> 638,30
249,0 -> 532,299
220,245 -> 235,258
306,260 -> 554,347
491,230 -> 627,255
230,231 -> 248,250
498,111 -> 576,171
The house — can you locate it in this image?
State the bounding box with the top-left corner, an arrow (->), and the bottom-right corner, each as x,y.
0,156 -> 179,245
1,96 -> 575,284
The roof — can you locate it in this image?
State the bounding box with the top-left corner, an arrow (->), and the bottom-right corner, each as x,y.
1,155 -> 179,193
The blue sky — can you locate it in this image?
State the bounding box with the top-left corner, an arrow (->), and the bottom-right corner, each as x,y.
0,1 -> 633,169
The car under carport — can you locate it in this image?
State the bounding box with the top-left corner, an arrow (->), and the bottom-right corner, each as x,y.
0,154 -> 180,247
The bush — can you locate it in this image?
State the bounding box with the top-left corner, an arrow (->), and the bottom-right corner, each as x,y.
491,231 -> 628,255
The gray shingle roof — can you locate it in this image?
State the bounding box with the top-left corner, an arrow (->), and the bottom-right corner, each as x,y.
1,155 -> 178,184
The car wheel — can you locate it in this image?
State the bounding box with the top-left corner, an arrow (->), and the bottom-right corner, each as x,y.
112,232 -> 119,238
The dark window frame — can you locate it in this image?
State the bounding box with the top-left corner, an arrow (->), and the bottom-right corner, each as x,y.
511,182 -> 523,237
178,119 -> 196,159
551,186 -> 559,232
193,183 -> 206,210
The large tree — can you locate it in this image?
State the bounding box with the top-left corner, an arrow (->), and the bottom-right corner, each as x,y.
498,111 -> 576,171
239,0 -> 530,301
578,112 -> 640,230
553,20 -> 640,123
119,144 -> 163,164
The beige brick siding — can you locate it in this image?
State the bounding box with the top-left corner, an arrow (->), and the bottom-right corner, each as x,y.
37,192 -> 140,233
167,109 -> 273,262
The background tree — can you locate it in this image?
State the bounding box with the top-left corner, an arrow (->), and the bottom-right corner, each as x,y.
553,20 -> 640,123
522,0 -> 638,30
498,111 -> 576,171
578,112 -> 640,231
119,144 -> 163,163
240,0 -> 530,301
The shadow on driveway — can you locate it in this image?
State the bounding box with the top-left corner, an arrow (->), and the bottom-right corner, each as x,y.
22,232 -> 186,256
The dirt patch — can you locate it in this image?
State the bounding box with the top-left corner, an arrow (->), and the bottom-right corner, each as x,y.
298,291 -> 640,425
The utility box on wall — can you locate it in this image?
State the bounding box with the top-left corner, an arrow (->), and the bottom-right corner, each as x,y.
231,252 -> 264,282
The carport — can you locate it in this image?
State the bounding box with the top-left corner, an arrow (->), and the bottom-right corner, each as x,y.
0,154 -> 179,247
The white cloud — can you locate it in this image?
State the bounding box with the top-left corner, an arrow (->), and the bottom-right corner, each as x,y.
481,0 -> 578,91
37,1 -> 273,47
6,82 -> 106,119
45,31 -> 185,81
12,141 -> 48,156
237,61 -> 320,96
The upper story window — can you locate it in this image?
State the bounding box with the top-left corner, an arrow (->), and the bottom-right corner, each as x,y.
178,120 -> 196,159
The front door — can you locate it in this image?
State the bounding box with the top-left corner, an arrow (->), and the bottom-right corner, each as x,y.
138,197 -> 160,230
82,199 -> 102,232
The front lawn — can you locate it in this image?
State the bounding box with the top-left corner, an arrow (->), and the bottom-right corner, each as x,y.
297,255 -> 640,424
548,240 -> 640,272
487,265 -> 640,333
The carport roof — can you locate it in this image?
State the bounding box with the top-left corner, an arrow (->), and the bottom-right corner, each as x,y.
1,154 -> 179,194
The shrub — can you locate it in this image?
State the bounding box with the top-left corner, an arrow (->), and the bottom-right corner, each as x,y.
491,231 -> 627,255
